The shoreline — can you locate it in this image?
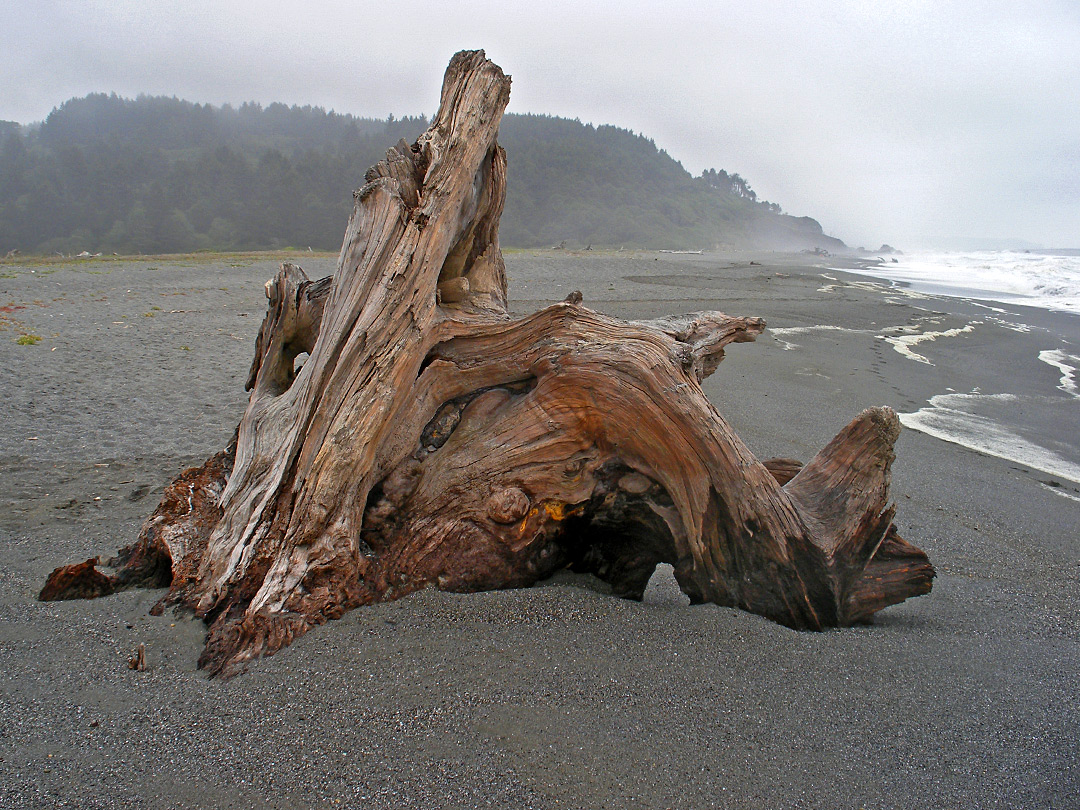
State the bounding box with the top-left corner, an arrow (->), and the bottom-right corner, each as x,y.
831,249 -> 1080,317
1,250 -> 1077,808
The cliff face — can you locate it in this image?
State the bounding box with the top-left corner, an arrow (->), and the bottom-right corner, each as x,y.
497,113 -> 846,252
745,214 -> 847,252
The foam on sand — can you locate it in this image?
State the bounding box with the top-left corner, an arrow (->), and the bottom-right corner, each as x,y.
900,391 -> 1080,484
819,271 -> 932,301
1038,349 -> 1080,398
879,322 -> 980,365
1046,486 -> 1080,504
769,324 -> 868,350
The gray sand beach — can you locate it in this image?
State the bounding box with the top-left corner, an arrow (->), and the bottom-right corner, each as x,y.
1,250 -> 1077,809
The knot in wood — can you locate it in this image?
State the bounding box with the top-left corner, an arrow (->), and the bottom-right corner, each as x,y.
421,402 -> 462,449
671,343 -> 694,371
487,486 -> 531,524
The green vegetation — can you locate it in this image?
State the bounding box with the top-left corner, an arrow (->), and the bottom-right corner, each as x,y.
16,334 -> 42,345
498,114 -> 836,249
0,94 -> 843,256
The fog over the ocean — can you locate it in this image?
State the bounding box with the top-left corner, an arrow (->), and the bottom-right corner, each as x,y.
3,0 -> 1077,250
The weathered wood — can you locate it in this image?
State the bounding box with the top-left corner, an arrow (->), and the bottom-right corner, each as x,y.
762,458 -> 803,486
128,642 -> 146,671
40,557 -> 114,601
41,50 -> 933,676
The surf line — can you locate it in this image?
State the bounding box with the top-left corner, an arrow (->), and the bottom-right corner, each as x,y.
1047,486 -> 1080,505
820,270 -> 934,302
1038,349 -> 1080,398
879,322 -> 980,365
768,324 -> 870,351
899,391 -> 1080,485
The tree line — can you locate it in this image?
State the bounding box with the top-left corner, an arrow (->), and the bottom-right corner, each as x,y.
0,93 -> 843,256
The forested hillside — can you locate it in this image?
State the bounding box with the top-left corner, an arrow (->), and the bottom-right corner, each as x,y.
0,94 -> 844,255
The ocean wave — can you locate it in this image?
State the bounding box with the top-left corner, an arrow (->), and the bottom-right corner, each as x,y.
900,390 -> 1080,484
845,250 -> 1080,314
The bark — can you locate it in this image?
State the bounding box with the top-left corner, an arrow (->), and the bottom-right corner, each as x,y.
40,50 -> 933,676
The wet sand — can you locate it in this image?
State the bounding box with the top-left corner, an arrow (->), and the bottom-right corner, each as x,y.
1,250 -> 1077,809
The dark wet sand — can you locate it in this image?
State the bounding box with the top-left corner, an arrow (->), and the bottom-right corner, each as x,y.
1,250 -> 1077,809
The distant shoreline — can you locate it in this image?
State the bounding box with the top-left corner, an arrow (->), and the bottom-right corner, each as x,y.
0,248 -> 340,269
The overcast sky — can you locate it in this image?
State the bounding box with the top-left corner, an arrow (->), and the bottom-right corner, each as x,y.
3,0 -> 1078,249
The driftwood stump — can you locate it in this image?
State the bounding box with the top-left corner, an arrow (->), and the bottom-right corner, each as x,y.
41,51 -> 933,676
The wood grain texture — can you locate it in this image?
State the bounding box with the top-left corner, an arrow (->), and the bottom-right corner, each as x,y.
41,51 -> 933,676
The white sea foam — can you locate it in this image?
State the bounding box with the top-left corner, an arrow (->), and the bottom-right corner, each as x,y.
900,392 -> 1080,484
1046,486 -> 1080,504
1038,349 -> 1080,398
879,323 -> 979,364
968,301 -> 1009,314
819,271 -> 932,301
843,250 -> 1080,314
988,319 -> 1032,333
817,274 -> 840,293
769,324 -> 866,350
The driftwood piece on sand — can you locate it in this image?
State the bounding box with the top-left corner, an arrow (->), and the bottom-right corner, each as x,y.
40,51 -> 933,676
